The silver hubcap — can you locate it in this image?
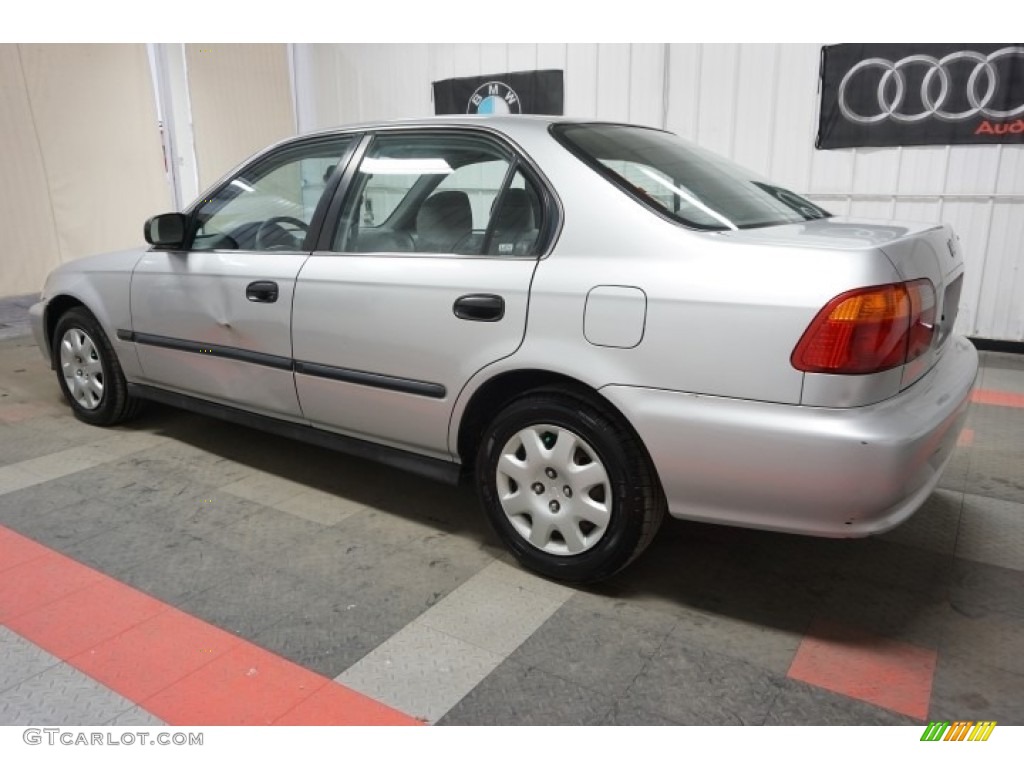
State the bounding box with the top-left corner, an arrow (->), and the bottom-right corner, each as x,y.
59,328 -> 104,410
495,424 -> 612,556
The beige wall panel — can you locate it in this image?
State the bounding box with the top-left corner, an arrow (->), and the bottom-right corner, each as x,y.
18,44 -> 171,276
186,44 -> 295,190
0,45 -> 61,295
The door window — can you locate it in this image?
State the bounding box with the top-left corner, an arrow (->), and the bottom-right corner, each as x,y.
332,133 -> 543,257
190,137 -> 354,251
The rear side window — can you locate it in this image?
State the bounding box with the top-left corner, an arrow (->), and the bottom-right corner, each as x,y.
552,123 -> 830,231
331,132 -> 545,257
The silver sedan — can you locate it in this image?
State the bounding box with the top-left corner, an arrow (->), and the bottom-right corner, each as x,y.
30,116 -> 978,582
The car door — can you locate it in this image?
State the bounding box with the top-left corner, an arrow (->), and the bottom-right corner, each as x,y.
291,130 -> 551,458
130,135 -> 357,419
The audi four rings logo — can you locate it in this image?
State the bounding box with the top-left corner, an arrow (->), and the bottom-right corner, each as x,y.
838,46 -> 1024,124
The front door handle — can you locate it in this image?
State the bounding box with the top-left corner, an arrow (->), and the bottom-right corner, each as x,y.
453,294 -> 505,322
246,281 -> 279,303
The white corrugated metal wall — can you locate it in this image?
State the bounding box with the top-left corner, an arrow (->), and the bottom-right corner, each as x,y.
292,43 -> 1024,342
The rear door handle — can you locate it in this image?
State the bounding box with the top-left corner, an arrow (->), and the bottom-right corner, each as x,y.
453,294 -> 505,322
246,281 -> 279,303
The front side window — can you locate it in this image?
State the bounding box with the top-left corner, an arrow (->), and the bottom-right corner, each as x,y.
190,137 -> 354,251
553,123 -> 830,231
332,133 -> 544,257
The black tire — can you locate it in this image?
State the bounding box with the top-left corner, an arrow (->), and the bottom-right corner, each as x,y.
51,307 -> 142,426
476,389 -> 665,583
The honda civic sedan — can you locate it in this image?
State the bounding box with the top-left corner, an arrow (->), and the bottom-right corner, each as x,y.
30,116 -> 978,582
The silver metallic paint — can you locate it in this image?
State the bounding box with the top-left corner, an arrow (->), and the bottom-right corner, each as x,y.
130,250 -> 307,419
29,115 -> 980,541
291,252 -> 537,455
600,335 -> 977,534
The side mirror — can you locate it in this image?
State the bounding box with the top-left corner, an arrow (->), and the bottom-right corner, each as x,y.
144,213 -> 187,248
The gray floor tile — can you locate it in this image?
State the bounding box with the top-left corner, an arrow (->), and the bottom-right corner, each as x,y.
839,538 -> 954,594
112,534 -> 259,604
816,579 -> 952,649
964,448 -> 1024,505
662,604 -> 804,676
0,627 -> 61,694
765,679 -> 920,725
0,480 -> 88,524
930,654 -> 1024,725
140,487 -> 267,539
339,623 -> 503,724
949,558 -> 1024,621
881,488 -> 963,555
252,588 -> 412,678
436,659 -> 613,726
507,600 -> 674,697
0,663 -> 136,726
59,519 -> 196,579
2,496 -> 154,553
956,492 -> 1024,571
200,504 -> 329,562
272,488 -> 366,526
941,609 -> 1024,677
47,461 -> 164,501
0,426 -> 85,468
175,561 -> 319,639
937,448 -> 970,493
981,361 -> 1024,394
412,562 -> 567,656
601,702 -> 684,725
591,523 -> 828,627
104,705 -> 166,726
563,588 -> 681,636
618,629 -> 784,725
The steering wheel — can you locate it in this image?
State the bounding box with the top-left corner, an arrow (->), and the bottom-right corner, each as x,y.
254,216 -> 309,251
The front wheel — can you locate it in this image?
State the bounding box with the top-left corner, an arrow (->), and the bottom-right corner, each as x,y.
476,391 -> 665,583
52,307 -> 141,426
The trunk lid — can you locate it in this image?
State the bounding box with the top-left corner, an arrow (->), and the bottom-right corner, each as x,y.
874,222 -> 965,389
719,216 -> 966,391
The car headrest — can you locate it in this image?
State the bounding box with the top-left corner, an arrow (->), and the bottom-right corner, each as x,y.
416,190 -> 472,252
492,188 -> 535,233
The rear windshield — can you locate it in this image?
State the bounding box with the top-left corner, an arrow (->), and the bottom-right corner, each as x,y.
552,123 -> 830,232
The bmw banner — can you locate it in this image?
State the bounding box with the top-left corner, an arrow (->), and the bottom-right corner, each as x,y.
817,44 -> 1024,149
433,69 -> 564,116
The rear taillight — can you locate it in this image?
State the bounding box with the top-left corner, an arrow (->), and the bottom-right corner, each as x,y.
791,279 -> 936,375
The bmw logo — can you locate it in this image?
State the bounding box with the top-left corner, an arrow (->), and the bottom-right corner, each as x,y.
468,81 -> 521,115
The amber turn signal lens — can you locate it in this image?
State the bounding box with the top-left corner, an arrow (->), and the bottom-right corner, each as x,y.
792,280 -> 936,375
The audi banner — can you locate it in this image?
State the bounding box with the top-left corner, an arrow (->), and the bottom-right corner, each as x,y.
433,69 -> 564,116
817,44 -> 1024,149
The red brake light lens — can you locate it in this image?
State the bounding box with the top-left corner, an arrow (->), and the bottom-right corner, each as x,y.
792,280 -> 936,375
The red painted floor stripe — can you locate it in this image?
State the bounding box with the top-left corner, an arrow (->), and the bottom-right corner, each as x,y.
0,526 -> 419,726
971,388 -> 1024,409
957,427 -> 975,448
788,618 -> 937,721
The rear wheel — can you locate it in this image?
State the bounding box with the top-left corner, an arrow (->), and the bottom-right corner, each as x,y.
52,307 -> 141,426
476,390 -> 665,583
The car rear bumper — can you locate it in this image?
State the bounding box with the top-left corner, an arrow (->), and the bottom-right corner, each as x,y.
600,334 -> 979,537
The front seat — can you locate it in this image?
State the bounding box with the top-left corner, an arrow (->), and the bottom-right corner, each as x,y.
416,191 -> 473,253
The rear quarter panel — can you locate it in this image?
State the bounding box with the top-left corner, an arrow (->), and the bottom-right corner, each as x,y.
451,126 -> 904,419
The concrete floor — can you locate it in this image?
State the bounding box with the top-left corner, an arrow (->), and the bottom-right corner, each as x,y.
1,295 -> 1022,726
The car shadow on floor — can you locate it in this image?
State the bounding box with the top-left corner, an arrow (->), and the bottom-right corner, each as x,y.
119,400 -> 960,654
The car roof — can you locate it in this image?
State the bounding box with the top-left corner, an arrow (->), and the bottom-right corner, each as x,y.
308,114 -> 563,134
297,114 -> 670,143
